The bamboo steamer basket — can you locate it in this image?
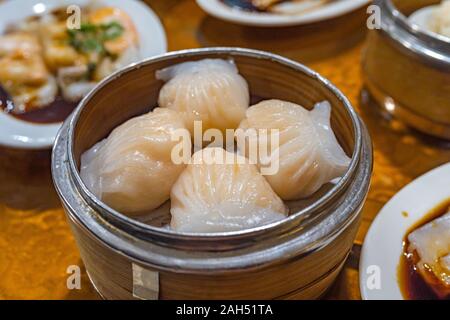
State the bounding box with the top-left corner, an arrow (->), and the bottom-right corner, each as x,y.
52,48 -> 373,300
363,0 -> 450,140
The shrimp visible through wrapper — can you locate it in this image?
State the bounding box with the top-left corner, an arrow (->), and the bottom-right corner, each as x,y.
0,33 -> 48,86
0,33 -> 41,58
89,7 -> 138,55
0,52 -> 49,86
39,20 -> 87,71
0,33 -> 57,112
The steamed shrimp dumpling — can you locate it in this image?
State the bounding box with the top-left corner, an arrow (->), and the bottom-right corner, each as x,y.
156,59 -> 249,135
170,148 -> 288,233
407,211 -> 450,298
80,108 -> 189,215
237,99 -> 351,200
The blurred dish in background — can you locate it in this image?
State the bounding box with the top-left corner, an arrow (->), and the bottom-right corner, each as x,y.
362,0 -> 450,141
409,0 -> 450,42
1,6 -> 140,123
360,163 -> 450,300
221,0 -> 334,14
196,0 -> 370,26
0,0 -> 166,149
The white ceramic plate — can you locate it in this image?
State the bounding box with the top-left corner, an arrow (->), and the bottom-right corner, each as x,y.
408,5 -> 450,43
196,0 -> 370,27
0,0 -> 166,149
360,162 -> 450,300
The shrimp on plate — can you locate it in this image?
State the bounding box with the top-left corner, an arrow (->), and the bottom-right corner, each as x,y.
0,33 -> 57,113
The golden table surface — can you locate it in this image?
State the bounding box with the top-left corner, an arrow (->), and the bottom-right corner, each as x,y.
1,0 -> 450,300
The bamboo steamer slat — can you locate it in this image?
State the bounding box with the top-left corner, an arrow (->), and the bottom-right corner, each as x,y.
67,210 -> 361,299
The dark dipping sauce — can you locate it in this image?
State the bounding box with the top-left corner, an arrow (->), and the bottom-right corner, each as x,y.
0,85 -> 78,124
398,198 -> 450,300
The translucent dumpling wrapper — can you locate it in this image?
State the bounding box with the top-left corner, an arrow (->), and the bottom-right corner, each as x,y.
237,99 -> 351,200
0,33 -> 58,112
170,148 -> 288,233
156,59 -> 250,136
407,211 -> 450,298
80,108 -> 189,216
